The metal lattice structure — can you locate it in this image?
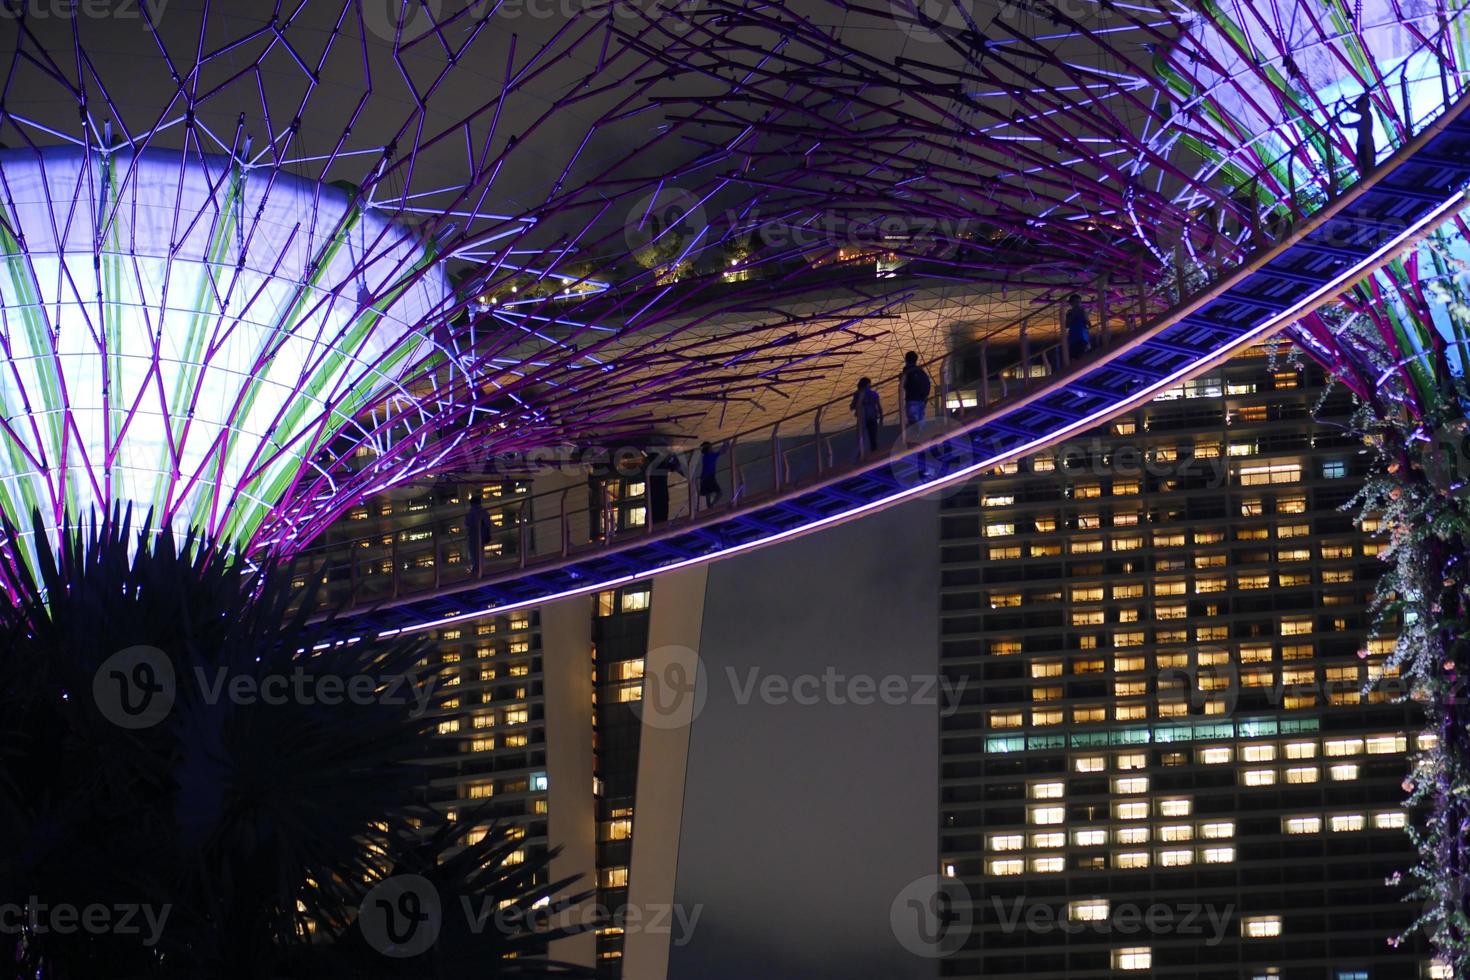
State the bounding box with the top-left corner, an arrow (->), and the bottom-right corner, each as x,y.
0,1 -> 923,563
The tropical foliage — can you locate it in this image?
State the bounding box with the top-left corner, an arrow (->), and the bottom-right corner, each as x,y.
0,509 -> 593,978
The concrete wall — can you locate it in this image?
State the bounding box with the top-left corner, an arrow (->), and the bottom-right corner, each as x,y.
630,496 -> 941,979
540,594 -> 598,968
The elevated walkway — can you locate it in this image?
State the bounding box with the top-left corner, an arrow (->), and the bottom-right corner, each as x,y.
313,90 -> 1470,640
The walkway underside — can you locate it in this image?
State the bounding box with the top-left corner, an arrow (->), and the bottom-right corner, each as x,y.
334,93 -> 1470,640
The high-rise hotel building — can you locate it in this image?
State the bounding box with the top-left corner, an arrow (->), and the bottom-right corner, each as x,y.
307,342 -> 1436,979
937,342 -> 1434,979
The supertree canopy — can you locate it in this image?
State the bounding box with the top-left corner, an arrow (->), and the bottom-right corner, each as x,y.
608,0 -> 1470,969
0,0 -> 911,564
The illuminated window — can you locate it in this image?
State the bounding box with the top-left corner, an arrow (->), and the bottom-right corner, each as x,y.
1030,781 -> 1065,799
1073,656 -> 1105,672
1079,513 -> 1102,530
1073,829 -> 1107,846
1115,802 -> 1149,821
1029,806 -> 1065,825
992,639 -> 1023,655
987,859 -> 1024,876
1116,826 -> 1150,845
1240,462 -> 1301,486
1033,454 -> 1056,472
989,546 -> 1022,560
1112,536 -> 1143,551
1201,821 -> 1235,839
1281,617 -> 1314,636
1158,799 -> 1191,817
1031,661 -> 1064,679
1031,542 -> 1062,557
1074,756 -> 1106,773
1284,815 -> 1322,835
990,592 -> 1022,608
989,711 -> 1023,729
982,493 -> 1015,507
1115,703 -> 1148,721
1115,631 -> 1145,648
1032,685 -> 1063,703
1158,849 -> 1193,867
1114,853 -> 1150,870
1241,916 -> 1282,938
1113,777 -> 1149,794
988,834 -> 1024,851
985,522 -> 1015,537
1199,747 -> 1233,765
1034,515 -> 1058,532
1113,480 -> 1140,496
1072,539 -> 1103,554
1074,483 -> 1101,499
1074,706 -> 1106,723
1330,814 -> 1366,832
1279,548 -> 1311,562
1282,644 -> 1314,661
1196,576 -> 1227,593
1031,856 -> 1065,873
1325,738 -> 1363,756
1157,603 -> 1187,621
1114,680 -> 1148,698
1115,656 -> 1147,673
1284,767 -> 1319,784
1201,847 -> 1236,863
1322,460 -> 1347,479
1069,899 -> 1110,922
1366,735 -> 1407,755
1032,708 -> 1064,726
1158,824 -> 1193,842
1242,769 -> 1277,787
1072,610 -> 1106,626
1329,764 -> 1360,781
1374,811 -> 1407,829
1114,583 -> 1145,599
1239,574 -> 1271,590
1116,753 -> 1148,770
1114,511 -> 1140,527
1112,947 -> 1152,970
1279,495 -> 1307,514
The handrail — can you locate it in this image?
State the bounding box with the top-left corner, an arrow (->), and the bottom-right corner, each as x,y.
289,59 -> 1453,613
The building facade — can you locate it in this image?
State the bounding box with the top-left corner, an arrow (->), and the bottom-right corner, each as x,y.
937,343 -> 1434,979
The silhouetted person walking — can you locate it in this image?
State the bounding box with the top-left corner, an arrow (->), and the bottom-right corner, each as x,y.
698,441 -> 722,509
901,351 -> 932,431
466,494 -> 493,575
644,449 -> 683,523
851,377 -> 883,456
1066,293 -> 1091,362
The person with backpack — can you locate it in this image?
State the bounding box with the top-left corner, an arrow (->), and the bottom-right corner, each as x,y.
901,351 -> 932,430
